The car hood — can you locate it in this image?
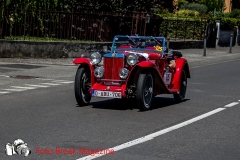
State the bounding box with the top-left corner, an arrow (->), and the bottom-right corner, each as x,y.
103,49 -> 162,60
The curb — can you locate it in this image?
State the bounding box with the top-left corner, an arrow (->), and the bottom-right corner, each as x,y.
0,40 -> 203,58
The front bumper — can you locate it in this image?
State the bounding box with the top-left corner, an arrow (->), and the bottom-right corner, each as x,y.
91,83 -> 127,98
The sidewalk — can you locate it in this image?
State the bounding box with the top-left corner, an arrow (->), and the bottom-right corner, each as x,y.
0,46 -> 239,67
179,45 -> 240,67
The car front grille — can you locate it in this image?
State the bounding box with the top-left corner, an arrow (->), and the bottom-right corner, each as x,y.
104,57 -> 124,80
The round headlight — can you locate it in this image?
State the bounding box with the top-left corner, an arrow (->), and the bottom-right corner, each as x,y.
119,68 -> 129,79
127,53 -> 138,66
90,52 -> 102,65
94,66 -> 104,78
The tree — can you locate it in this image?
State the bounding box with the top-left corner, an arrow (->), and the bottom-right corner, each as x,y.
3,0 -> 175,14
178,0 -> 225,13
186,0 -> 203,3
202,0 -> 225,12
65,0 -> 175,14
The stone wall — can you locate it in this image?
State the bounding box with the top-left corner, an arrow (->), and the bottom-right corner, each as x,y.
0,40 -> 204,58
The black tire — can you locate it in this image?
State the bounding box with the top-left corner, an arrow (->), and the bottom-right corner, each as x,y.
74,67 -> 91,106
136,73 -> 154,111
174,69 -> 187,103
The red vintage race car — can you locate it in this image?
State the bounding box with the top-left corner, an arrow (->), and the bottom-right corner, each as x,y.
73,35 -> 190,111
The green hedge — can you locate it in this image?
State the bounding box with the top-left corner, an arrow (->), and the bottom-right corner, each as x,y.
228,9 -> 240,19
208,17 -> 239,30
179,3 -> 208,14
157,13 -> 239,40
177,9 -> 200,17
207,9 -> 240,29
157,15 -> 206,40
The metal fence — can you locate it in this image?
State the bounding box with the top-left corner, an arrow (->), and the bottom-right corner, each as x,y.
0,8 -> 207,41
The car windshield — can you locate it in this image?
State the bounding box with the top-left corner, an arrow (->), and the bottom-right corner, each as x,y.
111,35 -> 167,55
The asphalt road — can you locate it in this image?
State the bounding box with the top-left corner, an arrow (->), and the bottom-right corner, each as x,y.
0,56 -> 240,160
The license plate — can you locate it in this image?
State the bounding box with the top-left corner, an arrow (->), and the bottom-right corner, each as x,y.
92,90 -> 122,98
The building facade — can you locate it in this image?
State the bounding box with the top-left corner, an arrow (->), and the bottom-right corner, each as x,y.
224,0 -> 232,12
218,0 -> 240,12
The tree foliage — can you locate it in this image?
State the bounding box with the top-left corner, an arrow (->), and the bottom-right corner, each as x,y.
177,9 -> 200,17
228,9 -> 240,19
179,3 -> 207,13
2,0 -> 175,14
202,0 -> 225,12
177,0 -> 224,13
185,0 -> 202,3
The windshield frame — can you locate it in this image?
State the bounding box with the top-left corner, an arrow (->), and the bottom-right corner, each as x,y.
113,48 -> 164,55
110,35 -> 167,55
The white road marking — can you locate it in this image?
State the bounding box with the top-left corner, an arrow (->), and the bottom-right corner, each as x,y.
0,79 -> 72,95
55,81 -> 74,84
41,83 -> 62,86
0,91 -> 10,94
11,86 -> 36,90
51,80 -> 74,84
0,75 -> 10,78
2,88 -> 27,92
35,78 -> 55,81
238,100 -> 240,102
224,102 -> 239,108
51,80 -> 69,82
25,84 -> 49,88
77,107 -> 226,160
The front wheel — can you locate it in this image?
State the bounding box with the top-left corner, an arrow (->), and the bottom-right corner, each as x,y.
174,69 -> 187,103
74,67 -> 91,106
136,73 -> 154,111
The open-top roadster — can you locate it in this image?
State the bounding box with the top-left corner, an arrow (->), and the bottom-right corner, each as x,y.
73,35 -> 190,111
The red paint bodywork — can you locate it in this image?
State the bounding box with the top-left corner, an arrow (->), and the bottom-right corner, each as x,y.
73,46 -> 190,98
104,57 -> 124,80
172,57 -> 190,92
73,58 -> 96,88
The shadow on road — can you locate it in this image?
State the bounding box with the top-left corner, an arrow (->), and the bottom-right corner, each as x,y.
85,96 -> 189,111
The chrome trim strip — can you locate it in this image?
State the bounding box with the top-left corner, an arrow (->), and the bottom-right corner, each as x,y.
98,79 -> 126,82
104,53 -> 125,58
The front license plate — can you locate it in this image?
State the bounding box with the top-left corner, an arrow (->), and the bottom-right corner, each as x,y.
92,90 -> 122,99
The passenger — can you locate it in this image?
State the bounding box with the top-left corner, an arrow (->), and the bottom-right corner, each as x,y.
169,60 -> 176,68
167,50 -> 177,69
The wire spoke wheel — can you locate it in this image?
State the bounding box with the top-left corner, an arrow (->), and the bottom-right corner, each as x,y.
144,75 -> 153,105
136,72 -> 154,111
174,69 -> 187,103
75,67 -> 91,106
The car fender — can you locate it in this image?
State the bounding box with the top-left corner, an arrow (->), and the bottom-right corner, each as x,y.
73,58 -> 96,85
172,58 -> 190,91
126,61 -> 171,95
138,61 -> 156,68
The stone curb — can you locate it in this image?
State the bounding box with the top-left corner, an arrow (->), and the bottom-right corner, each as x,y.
0,46 -> 240,68
0,40 -> 203,59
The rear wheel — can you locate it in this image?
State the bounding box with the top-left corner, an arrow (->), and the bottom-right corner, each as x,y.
136,73 -> 154,111
74,67 -> 91,106
174,69 -> 187,103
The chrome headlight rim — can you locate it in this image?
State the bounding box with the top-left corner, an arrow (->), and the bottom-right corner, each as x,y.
94,66 -> 104,78
127,53 -> 138,66
119,68 -> 129,79
90,52 -> 102,65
